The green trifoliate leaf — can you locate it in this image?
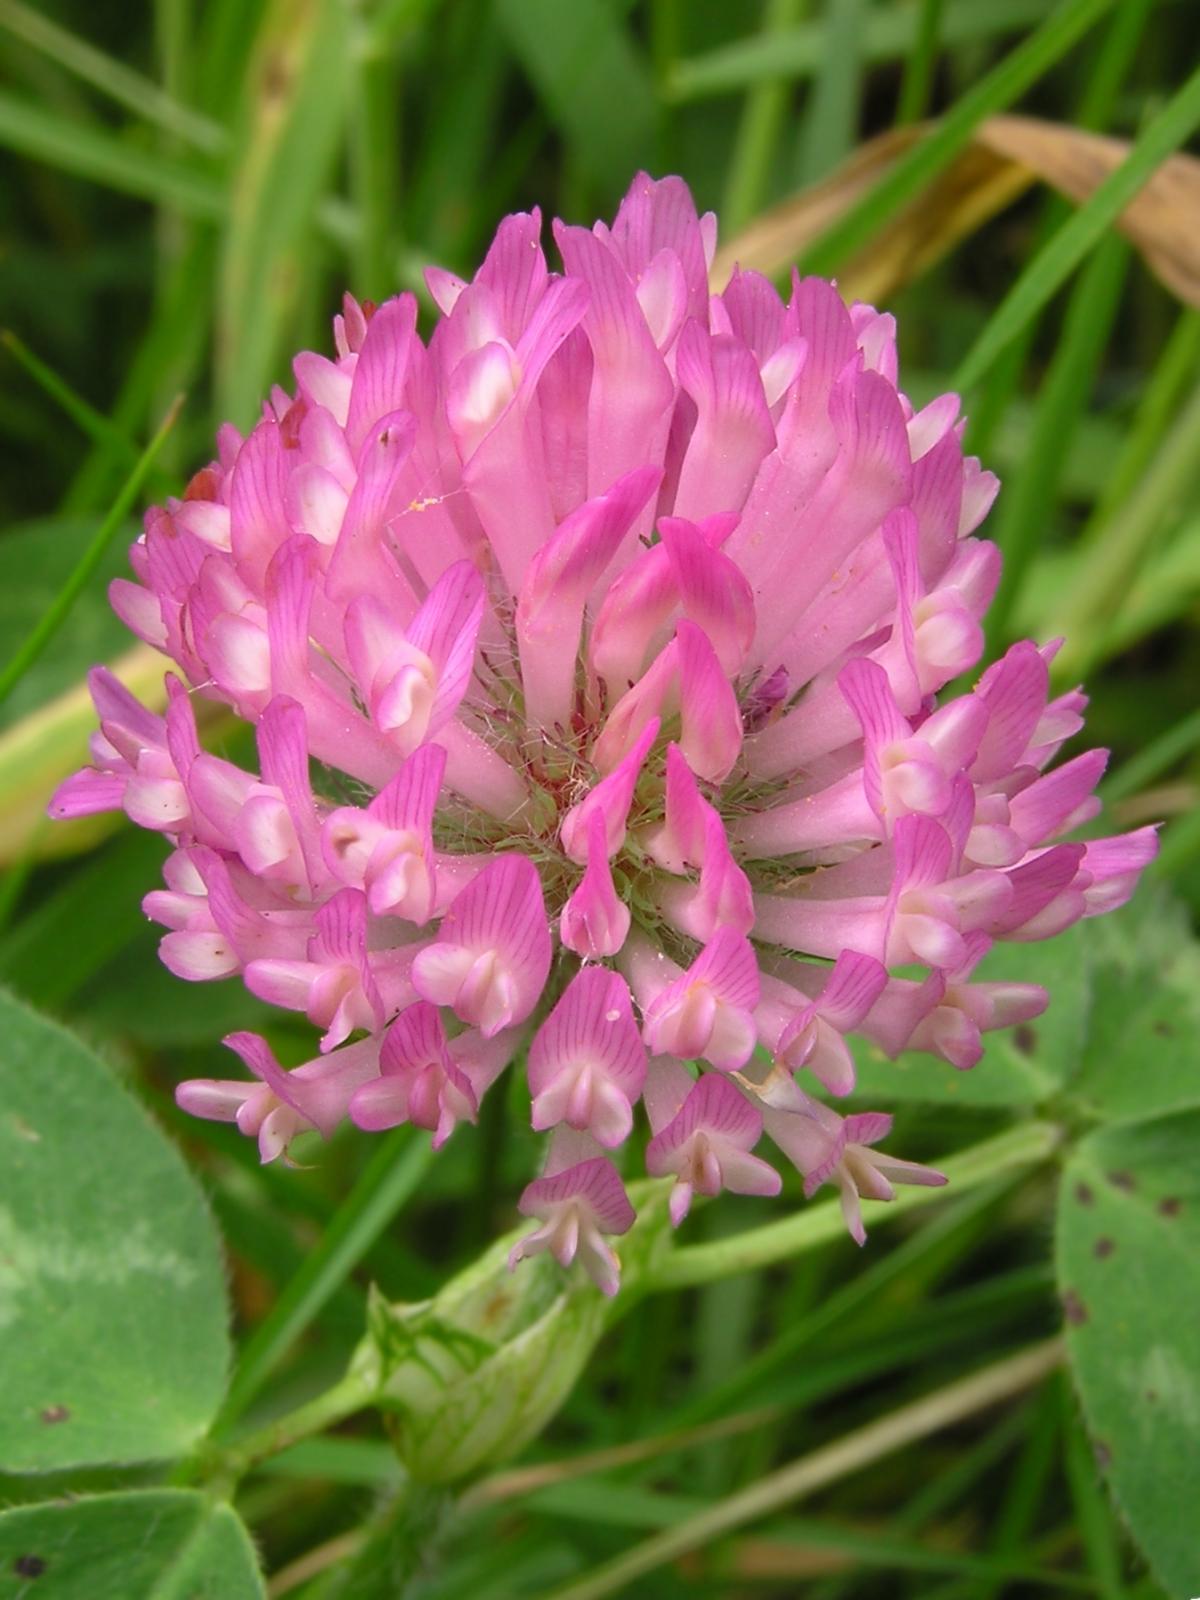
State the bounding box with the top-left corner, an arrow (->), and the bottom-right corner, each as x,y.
1064,888 -> 1200,1122
0,988 -> 230,1471
1056,1109 -> 1200,1595
0,1490 -> 264,1598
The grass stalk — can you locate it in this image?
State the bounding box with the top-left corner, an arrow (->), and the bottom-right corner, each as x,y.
540,1339 -> 1065,1600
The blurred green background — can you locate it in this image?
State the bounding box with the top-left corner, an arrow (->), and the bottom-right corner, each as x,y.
1,1 -> 1199,1596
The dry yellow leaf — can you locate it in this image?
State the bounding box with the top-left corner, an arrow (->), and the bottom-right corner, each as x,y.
712,114 -> 1200,306
0,644 -> 166,865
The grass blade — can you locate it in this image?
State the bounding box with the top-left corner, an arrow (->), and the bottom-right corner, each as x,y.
1085,307 -> 1200,534
986,233 -> 1130,641
1150,804 -> 1200,878
65,230 -> 218,515
799,0 -> 1118,277
1102,708 -> 1200,804
212,1130 -> 432,1437
668,0 -> 1055,102
0,0 -> 226,153
348,18 -> 403,301
953,58 -> 1200,391
1,330 -> 142,467
1074,0 -> 1156,128
721,0 -> 807,235
1063,1398 -> 1128,1599
964,0 -> 1154,462
0,87 -> 223,217
494,0 -> 658,193
0,397 -> 182,709
217,0 -> 353,426
797,0 -> 865,184
539,1341 -> 1064,1600
667,1177 -> 1016,1430
896,0 -> 947,124
1048,380 -> 1200,679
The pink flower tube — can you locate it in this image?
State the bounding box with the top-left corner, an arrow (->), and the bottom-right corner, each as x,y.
52,174 -> 1157,1293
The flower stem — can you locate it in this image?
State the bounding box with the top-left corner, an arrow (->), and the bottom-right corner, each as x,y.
650,1120 -> 1061,1291
181,1367 -> 377,1496
182,1121 -> 1058,1495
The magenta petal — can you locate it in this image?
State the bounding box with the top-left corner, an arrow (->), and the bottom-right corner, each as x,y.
818,950 -> 890,1032
528,967 -> 645,1144
412,855 -> 551,1035
560,813 -> 632,959
517,465 -> 662,730
673,321 -> 775,523
519,1155 -> 636,1236
675,620 -> 743,783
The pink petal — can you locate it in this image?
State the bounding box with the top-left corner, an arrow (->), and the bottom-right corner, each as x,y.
412,855 -> 551,1035
560,812 -> 633,958
560,717 -> 660,861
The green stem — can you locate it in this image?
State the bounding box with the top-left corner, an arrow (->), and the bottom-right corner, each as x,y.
184,1368 -> 377,1495
212,1129 -> 431,1439
651,1121 -> 1060,1291
175,1122 -> 1058,1501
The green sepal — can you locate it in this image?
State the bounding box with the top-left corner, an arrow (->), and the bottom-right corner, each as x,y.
352,1179 -> 674,1483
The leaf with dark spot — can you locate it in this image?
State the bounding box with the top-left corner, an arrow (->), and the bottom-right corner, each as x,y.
1058,1109 -> 1200,1597
0,1490 -> 263,1597
1062,1289 -> 1089,1326
0,989 -> 230,1472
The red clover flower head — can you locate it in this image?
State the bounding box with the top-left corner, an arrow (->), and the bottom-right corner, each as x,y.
53,174 -> 1157,1292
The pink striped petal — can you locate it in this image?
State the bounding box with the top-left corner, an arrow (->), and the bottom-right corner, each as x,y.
642,742 -> 710,873
510,1155 -> 636,1295
673,321 -> 775,522
642,927 -> 760,1072
528,967 -> 646,1146
412,855 -> 551,1036
517,465 -> 661,731
560,813 -> 632,959
646,1073 -> 779,1223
